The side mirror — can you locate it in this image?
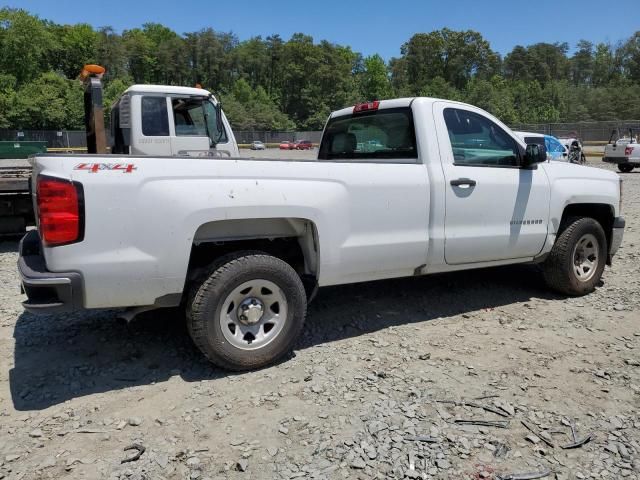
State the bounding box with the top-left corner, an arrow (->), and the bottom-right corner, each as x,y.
524,143 -> 547,167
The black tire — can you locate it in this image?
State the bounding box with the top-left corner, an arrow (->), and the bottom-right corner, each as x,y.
580,154 -> 586,165
542,217 -> 607,296
618,164 -> 634,173
187,252 -> 307,371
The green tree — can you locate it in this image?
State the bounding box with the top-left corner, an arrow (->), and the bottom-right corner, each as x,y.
400,29 -> 499,92
10,72 -> 78,129
53,23 -> 99,78
570,40 -> 594,85
0,8 -> 55,85
360,54 -> 392,101
620,31 -> 640,83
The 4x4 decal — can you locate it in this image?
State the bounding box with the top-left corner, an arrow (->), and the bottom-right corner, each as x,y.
74,163 -> 137,173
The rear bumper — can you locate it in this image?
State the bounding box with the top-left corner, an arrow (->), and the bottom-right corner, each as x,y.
18,230 -> 83,314
609,216 -> 625,260
603,156 -> 640,165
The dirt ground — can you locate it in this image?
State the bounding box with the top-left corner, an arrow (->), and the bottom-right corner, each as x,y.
0,154 -> 638,480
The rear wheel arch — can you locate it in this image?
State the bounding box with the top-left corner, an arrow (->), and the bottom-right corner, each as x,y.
186,217 -> 320,298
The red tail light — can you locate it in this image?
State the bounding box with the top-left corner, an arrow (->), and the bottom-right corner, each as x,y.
353,101 -> 379,113
625,146 -> 634,156
36,176 -> 84,246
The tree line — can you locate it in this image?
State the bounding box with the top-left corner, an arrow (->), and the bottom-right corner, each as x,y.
1,7 -> 640,132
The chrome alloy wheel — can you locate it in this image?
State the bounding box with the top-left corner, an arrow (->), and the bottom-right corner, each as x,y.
219,279 -> 287,350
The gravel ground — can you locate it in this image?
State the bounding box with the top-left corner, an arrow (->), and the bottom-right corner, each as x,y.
0,157 -> 638,480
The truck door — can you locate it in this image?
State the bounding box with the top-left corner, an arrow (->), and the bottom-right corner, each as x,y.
169,97 -> 238,157
169,97 -> 214,156
433,102 -> 550,264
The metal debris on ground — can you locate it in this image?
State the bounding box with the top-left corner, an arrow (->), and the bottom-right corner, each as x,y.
121,444 -> 145,464
496,469 -> 552,480
436,399 -> 511,418
521,420 -> 555,448
560,434 -> 593,449
454,419 -> 510,428
404,435 -> 438,443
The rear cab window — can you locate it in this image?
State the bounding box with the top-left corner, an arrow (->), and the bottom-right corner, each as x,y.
318,107 -> 417,162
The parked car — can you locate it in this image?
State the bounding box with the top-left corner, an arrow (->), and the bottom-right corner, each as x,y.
250,141 -> 266,150
603,128 -> 640,173
294,140 -> 313,150
514,132 -> 568,162
279,141 -> 295,150
557,136 -> 586,164
20,98 -> 624,371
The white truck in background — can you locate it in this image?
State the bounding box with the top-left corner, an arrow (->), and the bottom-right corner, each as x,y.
19,97 -> 625,371
603,128 -> 640,173
109,84 -> 239,158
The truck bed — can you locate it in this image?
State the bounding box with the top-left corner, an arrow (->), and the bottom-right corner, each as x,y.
0,160 -> 33,234
0,163 -> 31,193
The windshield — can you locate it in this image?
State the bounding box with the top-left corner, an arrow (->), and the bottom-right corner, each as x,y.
172,97 -> 227,145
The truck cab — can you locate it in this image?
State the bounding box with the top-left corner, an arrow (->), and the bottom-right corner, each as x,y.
110,85 -> 239,158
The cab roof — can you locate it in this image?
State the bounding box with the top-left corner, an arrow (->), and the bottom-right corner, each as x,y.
124,84 -> 212,97
329,97 -> 489,119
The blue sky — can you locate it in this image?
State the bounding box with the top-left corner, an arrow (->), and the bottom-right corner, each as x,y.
10,0 -> 640,59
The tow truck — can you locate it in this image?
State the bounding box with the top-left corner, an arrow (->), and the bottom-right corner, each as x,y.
0,65 -> 239,235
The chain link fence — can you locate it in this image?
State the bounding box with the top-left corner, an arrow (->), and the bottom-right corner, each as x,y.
0,129 -> 323,148
4,122 -> 640,149
233,131 -> 322,144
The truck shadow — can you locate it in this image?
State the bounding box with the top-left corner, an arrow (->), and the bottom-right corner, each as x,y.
10,264 -> 560,411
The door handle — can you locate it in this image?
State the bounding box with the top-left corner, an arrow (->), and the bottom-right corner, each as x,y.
450,178 -> 477,187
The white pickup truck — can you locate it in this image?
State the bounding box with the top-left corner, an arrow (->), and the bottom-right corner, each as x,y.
19,98 -> 625,370
602,128 -> 640,173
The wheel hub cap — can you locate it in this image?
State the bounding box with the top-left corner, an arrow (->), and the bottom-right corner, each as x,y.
219,279 -> 288,351
572,233 -> 599,282
237,298 -> 264,325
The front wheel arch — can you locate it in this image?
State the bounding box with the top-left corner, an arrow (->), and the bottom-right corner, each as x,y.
558,203 -> 614,254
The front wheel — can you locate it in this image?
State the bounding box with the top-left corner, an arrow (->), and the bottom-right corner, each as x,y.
187,253 -> 307,370
542,217 -> 607,296
619,164 -> 634,173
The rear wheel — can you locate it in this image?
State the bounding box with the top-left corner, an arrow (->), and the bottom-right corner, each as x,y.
187,253 -> 307,370
543,217 -> 607,296
618,164 -> 634,173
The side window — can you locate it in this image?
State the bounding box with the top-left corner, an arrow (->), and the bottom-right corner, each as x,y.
172,98 -> 228,143
443,108 -> 519,167
141,97 -> 169,136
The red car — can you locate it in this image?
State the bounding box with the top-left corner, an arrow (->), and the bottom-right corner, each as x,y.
294,140 -> 313,150
279,141 -> 295,150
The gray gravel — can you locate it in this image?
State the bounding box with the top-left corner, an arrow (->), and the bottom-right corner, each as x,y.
0,157 -> 638,480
